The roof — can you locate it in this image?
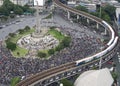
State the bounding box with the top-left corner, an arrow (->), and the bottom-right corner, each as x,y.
74,68 -> 114,86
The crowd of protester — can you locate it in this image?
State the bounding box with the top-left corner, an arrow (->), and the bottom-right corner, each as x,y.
0,24 -> 104,85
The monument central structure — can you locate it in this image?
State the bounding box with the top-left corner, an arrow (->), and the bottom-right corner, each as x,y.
32,1 -> 46,38
17,1 -> 59,56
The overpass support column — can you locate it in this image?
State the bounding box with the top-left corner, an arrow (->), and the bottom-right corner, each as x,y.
96,23 -> 99,29
87,18 -> 89,24
104,29 -> 107,35
67,11 -> 70,19
77,15 -> 79,20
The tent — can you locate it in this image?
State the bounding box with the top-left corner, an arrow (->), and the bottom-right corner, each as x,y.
74,68 -> 114,86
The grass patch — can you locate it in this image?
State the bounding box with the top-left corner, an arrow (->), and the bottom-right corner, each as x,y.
6,28 -> 35,57
48,28 -> 65,41
60,79 -> 73,86
12,46 -> 28,57
44,13 -> 52,19
10,77 -> 20,86
9,29 -> 34,43
37,28 -> 71,58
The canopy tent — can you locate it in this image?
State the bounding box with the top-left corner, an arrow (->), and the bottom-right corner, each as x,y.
74,68 -> 114,86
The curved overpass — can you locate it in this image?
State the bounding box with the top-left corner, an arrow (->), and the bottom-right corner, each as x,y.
16,0 -> 119,86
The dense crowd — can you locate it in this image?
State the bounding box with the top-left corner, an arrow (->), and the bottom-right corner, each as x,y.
0,24 -> 104,85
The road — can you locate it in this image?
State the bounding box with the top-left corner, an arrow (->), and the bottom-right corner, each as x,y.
0,12 -> 102,41
114,51 -> 120,85
0,16 -> 34,40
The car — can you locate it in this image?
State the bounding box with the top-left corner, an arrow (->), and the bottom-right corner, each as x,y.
12,21 -> 16,24
118,58 -> 120,63
118,55 -> 120,58
50,78 -> 53,82
21,76 -> 25,80
2,25 -> 6,28
107,61 -> 113,64
0,26 -> 3,29
109,67 -> 113,71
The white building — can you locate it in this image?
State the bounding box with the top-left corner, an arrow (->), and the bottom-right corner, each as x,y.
0,0 -> 34,6
0,0 -> 3,6
74,68 -> 114,86
34,0 -> 45,6
116,8 -> 120,29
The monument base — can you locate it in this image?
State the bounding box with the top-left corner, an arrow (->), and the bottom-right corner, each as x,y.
32,28 -> 48,38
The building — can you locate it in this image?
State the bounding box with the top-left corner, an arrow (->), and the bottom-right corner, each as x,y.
34,0 -> 45,6
74,68 -> 114,86
0,0 -> 34,6
0,0 -> 3,6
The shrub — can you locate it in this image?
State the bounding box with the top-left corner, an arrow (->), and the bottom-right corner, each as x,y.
48,49 -> 54,55
37,52 -> 47,58
6,42 -> 16,51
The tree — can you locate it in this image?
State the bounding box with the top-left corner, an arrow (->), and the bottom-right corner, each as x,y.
111,72 -> 119,83
6,42 -> 16,51
2,0 -> 14,13
37,52 -> 47,58
101,11 -> 111,23
55,44 -> 64,51
9,33 -> 15,37
60,79 -> 73,86
75,5 -> 88,12
18,29 -> 24,34
24,26 -> 30,31
10,77 -> 20,86
13,5 -> 23,15
0,6 -> 9,16
61,37 -> 71,47
48,49 -> 54,55
102,4 -> 116,20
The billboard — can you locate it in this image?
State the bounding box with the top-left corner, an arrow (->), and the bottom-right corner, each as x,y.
34,0 -> 44,6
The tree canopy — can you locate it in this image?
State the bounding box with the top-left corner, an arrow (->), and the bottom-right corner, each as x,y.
0,0 -> 36,16
75,4 -> 116,23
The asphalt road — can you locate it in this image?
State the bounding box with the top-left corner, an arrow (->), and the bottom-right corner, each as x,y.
0,16 -> 34,40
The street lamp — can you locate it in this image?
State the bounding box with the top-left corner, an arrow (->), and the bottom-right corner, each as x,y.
99,0 -> 101,18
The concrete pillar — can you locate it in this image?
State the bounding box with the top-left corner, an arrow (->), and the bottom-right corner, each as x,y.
77,15 -> 79,20
104,29 -> 107,35
67,11 -> 70,19
96,23 -> 99,29
87,18 -> 89,24
99,57 -> 102,69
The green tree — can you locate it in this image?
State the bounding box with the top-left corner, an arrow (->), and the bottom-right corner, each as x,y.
6,42 -> 16,51
37,52 -> 47,58
9,33 -> 15,37
60,79 -> 73,86
102,4 -> 116,20
2,0 -> 14,13
61,37 -> 71,47
0,6 -> 9,16
18,29 -> 24,34
14,5 -> 23,15
111,72 -> 119,83
24,26 -> 30,31
100,10 -> 111,23
75,5 -> 88,12
48,49 -> 54,55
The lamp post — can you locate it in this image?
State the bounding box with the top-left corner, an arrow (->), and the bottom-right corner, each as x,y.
99,0 -> 101,18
